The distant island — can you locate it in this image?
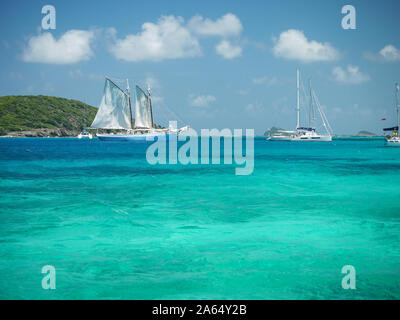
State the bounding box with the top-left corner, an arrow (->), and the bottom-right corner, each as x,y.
0,95 -> 97,137
264,127 -> 292,137
335,130 -> 380,138
355,130 -> 378,137
264,127 -> 382,138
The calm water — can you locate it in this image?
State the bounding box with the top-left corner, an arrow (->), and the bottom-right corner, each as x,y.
0,137 -> 399,299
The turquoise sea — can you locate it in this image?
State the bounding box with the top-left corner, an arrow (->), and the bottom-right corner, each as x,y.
0,137 -> 399,299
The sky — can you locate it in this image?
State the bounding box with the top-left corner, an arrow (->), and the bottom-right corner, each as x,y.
1,0 -> 400,135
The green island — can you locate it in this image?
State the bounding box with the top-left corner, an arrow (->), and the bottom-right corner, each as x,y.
0,95 -> 97,137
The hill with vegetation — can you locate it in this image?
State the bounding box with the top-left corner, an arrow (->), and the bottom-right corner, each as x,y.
0,95 -> 97,137
356,130 -> 378,137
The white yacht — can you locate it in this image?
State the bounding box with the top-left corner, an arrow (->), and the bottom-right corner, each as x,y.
383,83 -> 400,147
268,69 -> 333,142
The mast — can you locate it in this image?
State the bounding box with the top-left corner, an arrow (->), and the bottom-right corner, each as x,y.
147,86 -> 154,129
296,68 -> 300,129
308,78 -> 312,127
396,83 -> 400,130
309,78 -> 315,128
126,79 -> 133,130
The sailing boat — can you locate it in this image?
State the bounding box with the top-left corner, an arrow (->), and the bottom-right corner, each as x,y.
90,77 -> 189,141
383,83 -> 400,147
268,69 -> 333,142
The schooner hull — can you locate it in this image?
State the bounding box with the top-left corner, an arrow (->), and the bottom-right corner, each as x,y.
96,133 -> 177,142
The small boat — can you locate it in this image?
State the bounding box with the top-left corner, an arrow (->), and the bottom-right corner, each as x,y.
383,83 -> 400,147
77,129 -> 92,139
268,69 -> 333,142
386,137 -> 400,146
90,77 -> 189,141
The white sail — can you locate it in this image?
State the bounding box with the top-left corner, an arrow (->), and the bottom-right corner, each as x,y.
91,78 -> 132,129
134,86 -> 153,129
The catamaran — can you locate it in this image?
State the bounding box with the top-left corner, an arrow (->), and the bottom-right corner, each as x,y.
77,129 -> 92,139
268,69 -> 333,142
383,83 -> 400,147
90,77 -> 189,141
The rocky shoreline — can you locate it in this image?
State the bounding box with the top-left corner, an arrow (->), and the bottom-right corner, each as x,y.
0,128 -> 81,138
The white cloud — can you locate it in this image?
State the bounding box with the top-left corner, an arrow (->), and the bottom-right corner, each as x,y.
379,45 -> 400,61
332,65 -> 370,84
188,13 -> 243,37
190,94 -> 216,107
22,30 -> 94,64
109,13 -> 244,62
109,16 -> 201,62
216,40 -> 242,59
365,45 -> 400,62
272,29 -> 340,63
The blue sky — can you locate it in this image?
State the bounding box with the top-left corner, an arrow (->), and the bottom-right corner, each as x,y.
1,0 -> 400,134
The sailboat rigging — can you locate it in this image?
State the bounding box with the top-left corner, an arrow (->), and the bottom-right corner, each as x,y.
90,77 -> 189,141
383,83 -> 400,147
268,69 -> 333,142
